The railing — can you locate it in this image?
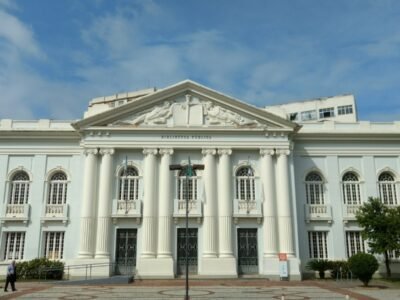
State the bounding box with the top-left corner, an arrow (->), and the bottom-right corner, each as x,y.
342,204 -> 360,221
233,198 -> 262,217
41,204 -> 69,223
1,204 -> 30,223
34,262 -> 136,281
112,199 -> 141,217
173,199 -> 202,217
304,204 -> 332,222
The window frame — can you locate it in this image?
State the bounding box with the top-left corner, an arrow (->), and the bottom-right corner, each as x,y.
305,172 -> 325,205
308,231 -> 329,259
3,232 -> 25,261
9,171 -> 30,205
235,166 -> 256,201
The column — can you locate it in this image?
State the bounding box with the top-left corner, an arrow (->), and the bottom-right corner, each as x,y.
95,148 -> 114,259
276,149 -> 295,256
78,148 -> 98,258
157,148 -> 173,258
140,148 -> 158,258
260,148 -> 278,258
217,149 -> 233,257
202,148 -> 218,259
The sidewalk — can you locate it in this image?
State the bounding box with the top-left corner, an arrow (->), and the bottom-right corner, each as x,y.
0,279 -> 398,299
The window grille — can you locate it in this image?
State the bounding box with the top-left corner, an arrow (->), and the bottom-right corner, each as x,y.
378,172 -> 398,205
3,232 -> 25,260
177,169 -> 198,201
342,172 -> 361,205
346,231 -> 365,258
9,171 -> 30,204
305,172 -> 324,204
235,167 -> 255,201
119,166 -> 140,201
48,172 -> 68,204
44,232 -> 64,260
308,231 -> 328,258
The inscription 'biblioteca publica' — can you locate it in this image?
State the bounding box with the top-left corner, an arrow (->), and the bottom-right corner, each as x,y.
161,135 -> 212,140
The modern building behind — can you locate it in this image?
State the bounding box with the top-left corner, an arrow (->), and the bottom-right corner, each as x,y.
0,80 -> 399,279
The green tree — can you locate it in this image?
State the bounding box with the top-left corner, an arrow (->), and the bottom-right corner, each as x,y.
348,253 -> 379,286
356,197 -> 400,278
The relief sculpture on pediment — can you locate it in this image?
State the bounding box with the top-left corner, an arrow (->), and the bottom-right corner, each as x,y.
203,101 -> 258,127
113,98 -> 261,128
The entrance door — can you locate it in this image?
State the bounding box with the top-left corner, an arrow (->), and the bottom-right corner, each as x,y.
237,228 -> 258,274
177,228 -> 198,275
115,229 -> 137,275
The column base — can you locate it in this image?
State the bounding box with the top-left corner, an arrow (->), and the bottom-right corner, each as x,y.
68,258 -> 111,279
262,256 -> 301,280
136,257 -> 175,278
199,257 -> 237,277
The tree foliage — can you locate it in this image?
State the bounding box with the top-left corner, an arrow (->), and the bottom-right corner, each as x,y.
356,197 -> 400,277
348,253 -> 379,286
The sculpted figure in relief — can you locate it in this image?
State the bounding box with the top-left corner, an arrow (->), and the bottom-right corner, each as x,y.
204,101 -> 258,126
130,101 -> 174,125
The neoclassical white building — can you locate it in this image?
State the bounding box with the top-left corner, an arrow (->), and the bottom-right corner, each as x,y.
1,80 -> 399,279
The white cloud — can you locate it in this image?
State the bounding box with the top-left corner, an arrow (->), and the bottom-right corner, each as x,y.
0,10 -> 43,59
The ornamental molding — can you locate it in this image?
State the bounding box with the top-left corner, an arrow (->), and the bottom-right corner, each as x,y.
259,148 -> 275,156
99,148 -> 115,156
143,148 -> 158,156
217,148 -> 232,156
159,148 -> 174,155
275,149 -> 290,156
83,148 -> 98,156
202,148 -> 217,156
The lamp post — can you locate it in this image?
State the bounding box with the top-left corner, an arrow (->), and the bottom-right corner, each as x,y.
170,157 -> 204,300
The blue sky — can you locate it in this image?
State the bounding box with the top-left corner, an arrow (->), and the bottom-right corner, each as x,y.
1,0 -> 400,121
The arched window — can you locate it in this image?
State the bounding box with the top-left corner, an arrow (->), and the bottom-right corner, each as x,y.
48,172 -> 68,204
9,171 -> 30,204
378,172 -> 397,205
118,166 -> 140,201
177,169 -> 198,201
305,172 -> 324,204
342,172 -> 361,205
235,166 -> 255,201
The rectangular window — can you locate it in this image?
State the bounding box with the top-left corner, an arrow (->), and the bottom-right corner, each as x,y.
319,107 -> 335,119
44,232 -> 65,260
308,231 -> 328,258
338,105 -> 353,115
346,231 -> 365,258
3,232 -> 25,260
301,110 -> 317,121
305,183 -> 324,204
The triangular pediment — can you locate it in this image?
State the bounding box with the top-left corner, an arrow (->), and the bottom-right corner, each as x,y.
72,80 -> 298,132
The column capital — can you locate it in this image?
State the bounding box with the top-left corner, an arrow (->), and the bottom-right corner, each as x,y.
260,148 -> 275,156
83,148 -> 98,156
217,148 -> 232,156
276,149 -> 290,156
159,148 -> 174,155
143,148 -> 158,156
202,148 -> 217,156
99,148 -> 115,156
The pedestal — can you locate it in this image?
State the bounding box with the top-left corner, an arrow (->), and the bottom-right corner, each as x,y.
200,257 -> 237,277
